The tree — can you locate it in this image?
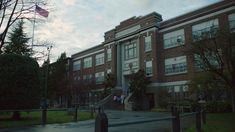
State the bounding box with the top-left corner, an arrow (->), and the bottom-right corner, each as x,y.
46,52 -> 71,107
0,0 -> 48,51
129,69 -> 151,110
103,73 -> 117,97
0,54 -> 40,119
3,19 -> 32,56
188,72 -> 227,101
187,28 -> 235,111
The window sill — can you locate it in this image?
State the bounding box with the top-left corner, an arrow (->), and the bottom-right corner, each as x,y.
95,63 -> 105,66
145,49 -> 152,52
165,71 -> 187,76
164,44 -> 185,50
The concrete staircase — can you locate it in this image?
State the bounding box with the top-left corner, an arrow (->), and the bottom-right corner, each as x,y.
124,93 -> 133,111
94,94 -> 124,110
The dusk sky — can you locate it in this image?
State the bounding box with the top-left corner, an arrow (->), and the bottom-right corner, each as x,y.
31,0 -> 221,62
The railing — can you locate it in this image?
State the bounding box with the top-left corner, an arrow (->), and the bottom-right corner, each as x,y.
93,94 -> 113,108
95,106 -> 206,132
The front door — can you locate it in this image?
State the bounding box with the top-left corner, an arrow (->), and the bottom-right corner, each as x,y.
147,93 -> 155,109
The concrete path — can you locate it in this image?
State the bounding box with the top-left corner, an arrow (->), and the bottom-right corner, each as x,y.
0,110 -> 194,132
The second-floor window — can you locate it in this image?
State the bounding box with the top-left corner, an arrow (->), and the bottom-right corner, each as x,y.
106,48 -> 112,61
83,57 -> 92,68
73,60 -> 81,71
124,39 -> 137,60
165,56 -> 187,75
192,19 -> 219,41
229,13 -> 235,32
95,53 -> 104,66
164,29 -> 185,49
145,36 -> 152,52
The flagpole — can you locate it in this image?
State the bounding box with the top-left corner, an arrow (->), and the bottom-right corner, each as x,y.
31,2 -> 37,49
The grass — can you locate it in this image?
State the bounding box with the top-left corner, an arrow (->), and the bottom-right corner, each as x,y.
186,113 -> 235,132
0,111 -> 94,128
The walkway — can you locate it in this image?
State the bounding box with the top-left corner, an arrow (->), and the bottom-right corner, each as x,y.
0,110 -> 194,132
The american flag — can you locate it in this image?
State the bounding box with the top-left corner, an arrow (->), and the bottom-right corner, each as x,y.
35,5 -> 49,18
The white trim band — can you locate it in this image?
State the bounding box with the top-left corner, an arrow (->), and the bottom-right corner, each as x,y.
150,80 -> 189,87
159,6 -> 235,33
73,49 -> 104,61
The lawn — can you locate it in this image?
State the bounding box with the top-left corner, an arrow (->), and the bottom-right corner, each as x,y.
186,113 -> 235,132
0,111 -> 94,128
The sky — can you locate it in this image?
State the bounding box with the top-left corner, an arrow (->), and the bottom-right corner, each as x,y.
31,0 -> 221,63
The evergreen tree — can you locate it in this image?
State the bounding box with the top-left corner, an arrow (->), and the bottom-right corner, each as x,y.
46,52 -> 71,106
3,19 -> 32,56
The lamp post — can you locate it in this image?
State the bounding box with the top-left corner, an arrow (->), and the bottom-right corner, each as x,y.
42,45 -> 52,125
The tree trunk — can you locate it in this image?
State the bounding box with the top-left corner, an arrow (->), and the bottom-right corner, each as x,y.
12,111 -> 21,120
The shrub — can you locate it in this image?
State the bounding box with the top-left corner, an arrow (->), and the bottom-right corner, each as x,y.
0,54 -> 40,110
206,101 -> 232,113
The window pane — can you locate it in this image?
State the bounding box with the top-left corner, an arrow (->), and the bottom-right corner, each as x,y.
165,56 -> 187,75
192,19 -> 219,41
163,29 -> 185,49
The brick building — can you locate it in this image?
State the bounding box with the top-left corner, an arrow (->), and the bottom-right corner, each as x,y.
71,0 -> 235,107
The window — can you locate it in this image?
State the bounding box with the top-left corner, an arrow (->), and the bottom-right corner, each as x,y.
107,48 -> 112,61
83,57 -> 92,68
95,53 -> 104,66
192,19 -> 219,41
229,13 -> 235,32
73,60 -> 81,71
165,56 -> 187,75
124,39 -> 137,60
145,36 -> 152,52
145,61 -> 153,76
107,69 -> 112,74
95,72 -> 104,84
194,52 -> 220,70
167,85 -> 189,101
194,54 -> 204,70
164,29 -> 185,49
83,74 -> 92,81
73,73 -> 80,81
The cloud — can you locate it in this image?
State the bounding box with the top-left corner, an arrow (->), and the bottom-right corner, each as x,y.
32,0 -> 220,63
62,0 -> 76,6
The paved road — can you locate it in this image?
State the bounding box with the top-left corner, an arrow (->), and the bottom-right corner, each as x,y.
0,110 -> 194,132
